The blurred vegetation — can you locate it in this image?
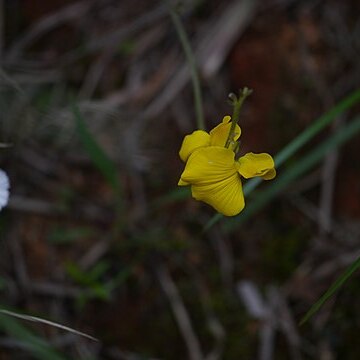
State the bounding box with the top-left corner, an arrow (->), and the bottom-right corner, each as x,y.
1,0 -> 360,359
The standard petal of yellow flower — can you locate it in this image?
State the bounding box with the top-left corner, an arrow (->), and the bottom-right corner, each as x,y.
179,130 -> 210,162
180,147 -> 245,216
236,152 -> 276,180
210,116 -> 241,148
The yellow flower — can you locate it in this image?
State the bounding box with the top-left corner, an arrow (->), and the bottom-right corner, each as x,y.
178,116 -> 275,216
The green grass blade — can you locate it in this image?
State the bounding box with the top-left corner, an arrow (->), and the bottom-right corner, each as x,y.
224,115 -> 360,231
0,313 -> 68,360
204,88 -> 360,231
0,309 -> 97,342
166,0 -> 204,130
72,104 -> 121,197
300,255 -> 360,325
274,88 -> 360,167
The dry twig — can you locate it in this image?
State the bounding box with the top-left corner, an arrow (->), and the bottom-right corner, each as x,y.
156,265 -> 204,360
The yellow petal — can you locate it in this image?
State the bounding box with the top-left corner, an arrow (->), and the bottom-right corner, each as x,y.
191,174 -> 245,216
236,152 -> 276,180
261,167 -> 276,180
179,130 -> 210,162
181,146 -> 236,183
178,178 -> 189,186
180,147 -> 245,216
210,116 -> 241,148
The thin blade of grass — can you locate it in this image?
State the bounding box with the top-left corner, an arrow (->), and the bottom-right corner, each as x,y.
0,312 -> 68,360
204,88 -> 360,231
273,89 -> 360,167
299,255 -> 360,325
0,309 -> 98,342
165,0 -> 204,130
72,103 -> 126,235
224,115 -> 360,231
72,104 -> 121,196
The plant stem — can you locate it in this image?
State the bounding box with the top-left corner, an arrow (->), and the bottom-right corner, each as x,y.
166,2 -> 205,130
225,88 -> 252,148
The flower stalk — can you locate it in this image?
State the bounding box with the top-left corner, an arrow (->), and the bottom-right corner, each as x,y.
166,0 -> 205,130
225,88 -> 253,148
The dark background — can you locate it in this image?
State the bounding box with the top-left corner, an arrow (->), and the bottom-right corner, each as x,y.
1,0 -> 360,359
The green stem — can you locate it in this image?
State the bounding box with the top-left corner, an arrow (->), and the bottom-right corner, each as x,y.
225,88 -> 252,148
166,2 -> 205,130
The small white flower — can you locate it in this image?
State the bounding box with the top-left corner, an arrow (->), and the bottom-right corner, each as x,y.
0,169 -> 10,210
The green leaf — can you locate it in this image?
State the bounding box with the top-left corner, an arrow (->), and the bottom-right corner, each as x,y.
300,255 -> 360,325
65,261 -> 108,286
